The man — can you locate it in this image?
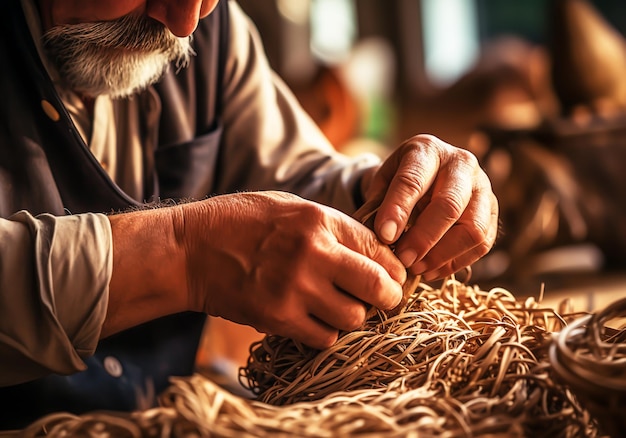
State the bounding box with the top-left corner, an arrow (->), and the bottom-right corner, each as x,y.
0,0 -> 498,428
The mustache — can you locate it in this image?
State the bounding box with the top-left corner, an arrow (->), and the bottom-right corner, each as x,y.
42,13 -> 189,54
40,13 -> 194,98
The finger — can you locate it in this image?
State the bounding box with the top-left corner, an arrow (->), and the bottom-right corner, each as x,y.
330,212 -> 407,285
421,243 -> 488,281
373,136 -> 441,244
278,314 -> 340,350
307,286 -> 368,332
411,195 -> 499,279
393,162 -> 475,269
397,185 -> 498,274
418,229 -> 496,281
330,245 -> 403,311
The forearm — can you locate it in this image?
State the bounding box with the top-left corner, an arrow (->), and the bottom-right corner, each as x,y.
103,205 -> 189,338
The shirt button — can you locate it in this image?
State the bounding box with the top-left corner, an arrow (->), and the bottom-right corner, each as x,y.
41,99 -> 60,122
104,356 -> 123,377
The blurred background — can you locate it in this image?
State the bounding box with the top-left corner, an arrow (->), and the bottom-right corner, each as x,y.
198,0 -> 626,382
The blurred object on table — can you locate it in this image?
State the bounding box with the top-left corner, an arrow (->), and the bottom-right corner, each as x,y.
550,296 -> 626,438
472,0 -> 626,284
548,0 -> 626,116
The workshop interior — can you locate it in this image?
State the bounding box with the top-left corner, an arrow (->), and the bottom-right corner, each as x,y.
230,0 -> 626,302
6,0 -> 626,436
201,0 -> 626,435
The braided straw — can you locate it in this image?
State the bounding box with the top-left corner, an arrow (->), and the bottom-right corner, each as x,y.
19,276 -> 604,437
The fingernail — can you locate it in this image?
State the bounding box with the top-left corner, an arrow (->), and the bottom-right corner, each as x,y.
380,220 -> 397,242
398,249 -> 417,268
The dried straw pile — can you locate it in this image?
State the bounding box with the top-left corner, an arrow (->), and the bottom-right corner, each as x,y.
21,276 -> 616,437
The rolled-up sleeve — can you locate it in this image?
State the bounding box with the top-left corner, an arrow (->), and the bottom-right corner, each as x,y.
0,211 -> 112,386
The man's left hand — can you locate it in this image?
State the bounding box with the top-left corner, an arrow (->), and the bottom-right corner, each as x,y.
360,134 -> 499,281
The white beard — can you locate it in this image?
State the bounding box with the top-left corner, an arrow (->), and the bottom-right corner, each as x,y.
42,14 -> 195,99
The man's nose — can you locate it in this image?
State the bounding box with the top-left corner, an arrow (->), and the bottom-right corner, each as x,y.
146,0 -> 205,37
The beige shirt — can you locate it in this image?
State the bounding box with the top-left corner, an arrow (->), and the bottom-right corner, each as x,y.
0,1 -> 380,385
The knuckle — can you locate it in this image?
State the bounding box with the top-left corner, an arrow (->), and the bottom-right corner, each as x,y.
458,208 -> 493,246
413,133 -> 441,149
358,265 -> 388,305
367,266 -> 387,292
478,166 -> 494,187
411,134 -> 481,171
475,239 -> 494,258
298,201 -> 327,227
362,231 -> 384,259
491,192 -> 500,212
396,170 -> 427,198
371,273 -> 401,309
390,172 -> 427,223
433,194 -> 466,223
464,221 -> 489,246
441,140 -> 479,168
458,147 -> 479,167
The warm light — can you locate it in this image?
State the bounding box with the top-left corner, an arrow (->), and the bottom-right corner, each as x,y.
276,0 -> 310,25
310,0 -> 357,65
422,0 -> 479,86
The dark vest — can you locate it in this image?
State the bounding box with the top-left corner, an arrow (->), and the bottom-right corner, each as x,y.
0,0 -> 230,429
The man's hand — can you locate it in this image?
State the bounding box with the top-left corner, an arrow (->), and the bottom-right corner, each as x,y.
106,133 -> 497,350
360,134 -> 499,281
176,191 -> 406,349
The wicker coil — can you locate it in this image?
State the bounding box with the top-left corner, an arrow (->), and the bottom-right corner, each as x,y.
550,297 -> 626,437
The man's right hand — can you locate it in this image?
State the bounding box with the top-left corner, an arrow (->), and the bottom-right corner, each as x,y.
177,191 -> 405,349
107,192 -> 405,350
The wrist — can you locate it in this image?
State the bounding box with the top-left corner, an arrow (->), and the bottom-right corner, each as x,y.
103,206 -> 188,337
